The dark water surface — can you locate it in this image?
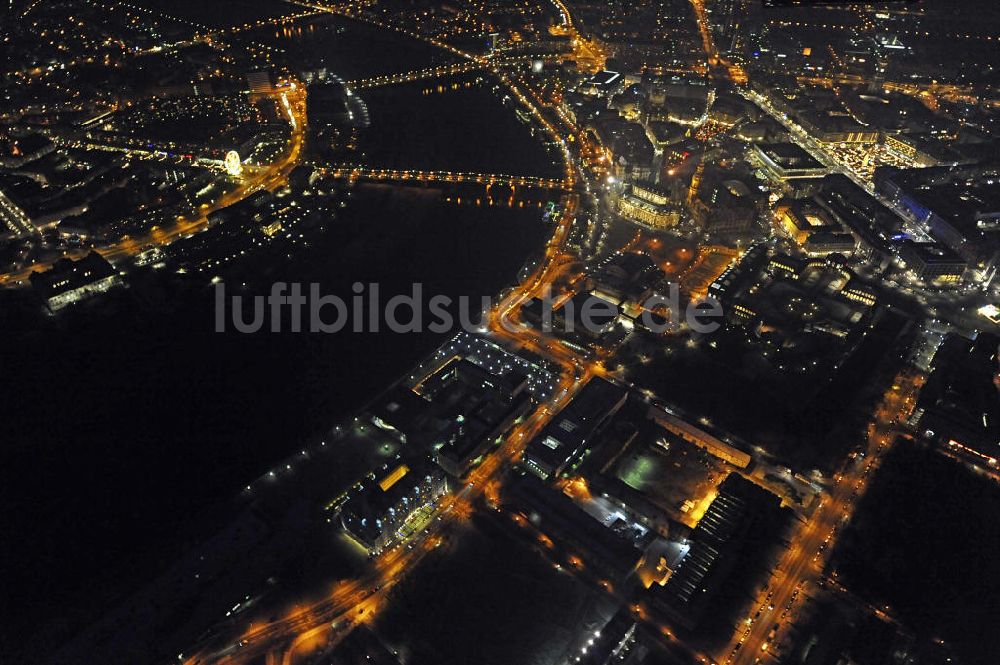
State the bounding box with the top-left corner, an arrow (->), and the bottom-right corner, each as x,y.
0,12 -> 554,657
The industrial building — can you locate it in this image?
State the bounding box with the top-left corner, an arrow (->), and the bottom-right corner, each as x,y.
368,352 -> 539,478
650,474 -> 787,630
574,607 -> 638,665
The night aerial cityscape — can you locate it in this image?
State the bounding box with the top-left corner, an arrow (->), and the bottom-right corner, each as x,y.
2,0 -> 1000,663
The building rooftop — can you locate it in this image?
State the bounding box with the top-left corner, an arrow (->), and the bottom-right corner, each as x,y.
918,333 -> 1000,461
652,474 -> 786,629
523,379 -> 628,479
29,251 -> 117,300
369,385 -> 432,443
586,70 -> 622,87
504,472 -> 641,577
901,240 -> 966,265
778,199 -> 842,235
340,457 -> 443,547
816,174 -> 902,249
755,143 -> 825,172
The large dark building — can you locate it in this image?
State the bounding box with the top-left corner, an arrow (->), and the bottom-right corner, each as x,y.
29,251 -> 122,311
425,359 -> 532,478
899,241 -> 968,284
340,458 -> 448,555
691,179 -> 759,237
522,378 -> 629,480
917,333 -> 1000,466
368,356 -> 536,477
813,174 -> 902,263
650,474 -> 788,630
574,607 -> 638,665
876,166 -> 1000,278
504,472 -> 643,583
753,142 -> 827,180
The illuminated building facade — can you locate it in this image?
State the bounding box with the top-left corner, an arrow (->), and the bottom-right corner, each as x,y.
617,182 -> 680,229
29,252 -> 122,312
340,459 -> 448,555
841,282 -> 878,308
775,200 -> 841,245
796,111 -> 879,145
0,186 -> 35,237
899,241 -> 967,285
767,253 -> 804,279
774,199 -> 857,257
753,142 -> 827,181
648,406 -> 751,468
802,232 -> 857,257
884,133 -> 965,168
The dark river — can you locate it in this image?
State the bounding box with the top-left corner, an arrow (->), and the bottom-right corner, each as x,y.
0,11 -> 557,658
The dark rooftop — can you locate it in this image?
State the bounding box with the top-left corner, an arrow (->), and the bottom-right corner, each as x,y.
29,251 -> 117,299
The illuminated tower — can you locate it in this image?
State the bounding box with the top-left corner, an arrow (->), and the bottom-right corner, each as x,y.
688,160 -> 705,205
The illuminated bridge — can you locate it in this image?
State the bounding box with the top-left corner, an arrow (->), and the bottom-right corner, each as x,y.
317,166 -> 571,190
347,55 -> 547,90
348,61 -> 488,89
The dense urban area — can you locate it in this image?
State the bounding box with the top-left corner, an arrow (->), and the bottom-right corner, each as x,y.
2,1 -> 999,664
